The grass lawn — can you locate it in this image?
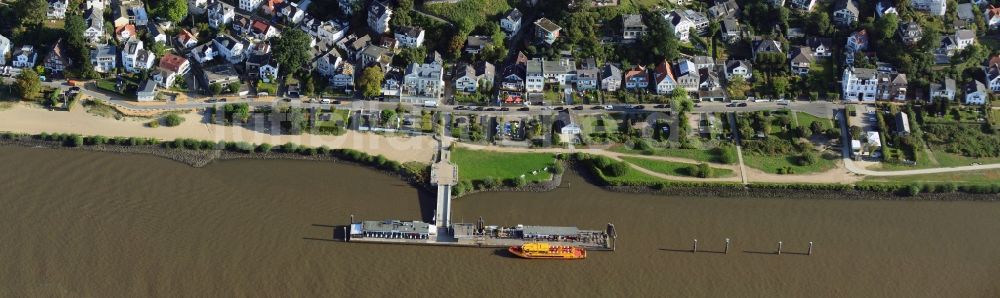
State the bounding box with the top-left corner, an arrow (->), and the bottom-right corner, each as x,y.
619,156 -> 735,178
795,111 -> 833,130
611,145 -> 729,164
423,0 -> 511,33
596,166 -> 666,185
580,114 -> 617,135
543,89 -> 564,105
743,153 -> 836,174
451,147 -> 556,183
864,169 -> 1000,185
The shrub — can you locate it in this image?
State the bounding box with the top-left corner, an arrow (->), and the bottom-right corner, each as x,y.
163,114 -> 184,127
603,161 -> 629,177
696,163 -> 712,178
147,120 -> 160,128
257,143 -> 273,152
234,142 -> 254,153
906,184 -> 921,196
550,162 -> 565,175
318,145 -> 330,155
282,142 -> 299,153
69,135 -> 84,147
797,151 -> 818,166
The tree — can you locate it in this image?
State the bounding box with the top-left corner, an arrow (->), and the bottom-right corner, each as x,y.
164,114 -> 184,127
809,11 -> 833,36
771,76 -> 789,98
380,109 -> 397,127
271,29 -> 312,75
15,69 -> 42,100
209,83 -> 223,95
227,81 -> 241,94
639,11 -> 679,63
357,66 -> 384,98
875,13 -> 898,42
153,0 -> 188,23
726,76 -> 751,100
16,0 -> 47,27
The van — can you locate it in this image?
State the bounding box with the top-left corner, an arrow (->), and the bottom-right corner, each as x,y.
320,98 -> 332,104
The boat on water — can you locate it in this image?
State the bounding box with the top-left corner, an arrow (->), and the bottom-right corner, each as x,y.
508,243 -> 587,260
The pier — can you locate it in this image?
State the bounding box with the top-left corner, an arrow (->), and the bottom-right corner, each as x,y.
346,114 -> 615,251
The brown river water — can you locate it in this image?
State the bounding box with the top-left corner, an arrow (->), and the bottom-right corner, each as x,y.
1,146 -> 998,297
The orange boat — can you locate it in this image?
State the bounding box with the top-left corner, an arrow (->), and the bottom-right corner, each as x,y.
508,243 -> 587,260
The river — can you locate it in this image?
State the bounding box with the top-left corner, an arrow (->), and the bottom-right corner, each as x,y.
0,146 -> 997,296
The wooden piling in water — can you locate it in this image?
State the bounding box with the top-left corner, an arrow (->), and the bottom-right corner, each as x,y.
777,241 -> 782,255
724,238 -> 730,254
692,239 -> 698,253
343,226 -> 348,242
808,242 -> 814,256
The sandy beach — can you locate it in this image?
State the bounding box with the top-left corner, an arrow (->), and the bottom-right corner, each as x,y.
0,103 -> 437,163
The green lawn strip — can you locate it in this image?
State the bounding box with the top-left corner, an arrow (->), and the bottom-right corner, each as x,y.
742,153 -> 836,174
423,0 -> 511,32
610,146 -> 724,163
619,156 -> 734,178
863,169 -> 1000,185
795,111 -> 833,130
451,147 -> 555,183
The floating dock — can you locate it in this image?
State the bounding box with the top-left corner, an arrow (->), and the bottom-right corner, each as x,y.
346,218 -> 616,251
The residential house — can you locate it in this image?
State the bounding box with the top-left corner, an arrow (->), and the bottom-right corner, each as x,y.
208,1 -> 235,29
250,20 -> 279,40
302,19 -> 349,46
113,1 -> 149,27
790,0 -> 817,11
698,68 -> 722,91
986,55 -> 1000,92
623,65 -> 649,90
622,14 -> 646,41
454,61 -> 495,93
600,63 -> 622,92
383,71 -> 402,97
358,45 -> 390,67
576,58 -> 599,91
246,54 -> 278,82
0,35 -> 10,66
897,21 -> 923,46
87,0 -> 106,10
148,23 -> 167,44
720,18 -> 741,44
465,36 -> 492,54
501,52 -> 528,91
277,1 -> 305,24
501,8 -> 522,36
368,1 -> 392,34
724,59 -> 752,80
151,68 -> 176,88
115,24 -> 137,42
929,78 -> 956,101
652,60 -> 676,95
534,18 -> 562,45
987,5 -> 1000,30
200,63 -> 241,88
122,40 -> 154,73
895,112 -> 911,136
845,29 -> 869,65
338,34 -> 371,58
708,0 -> 739,18
673,59 -> 699,92
833,0 -> 859,27
314,50 -> 343,79
212,34 -> 247,64
48,0 -> 69,19
44,39 -> 71,74
542,58 -> 576,87
911,0 -> 946,16
159,53 -> 191,75
176,29 -> 199,48
956,3 -> 975,29
789,46 -> 814,75
332,64 -> 355,90
691,55 -> 715,69
842,67 -> 879,102
90,45 -> 117,73
752,38 -> 783,61
136,79 -> 157,102
188,0 -> 208,14
84,9 -> 105,45
394,26 -> 425,48
12,45 -> 38,69
339,0 -> 358,16
666,9 -> 708,42
876,0 -> 897,17
935,30 -> 976,63
402,61 -> 445,100
261,0 -> 284,15
965,80 -> 989,105
239,0 -> 263,12
190,43 -> 216,63
877,73 -> 908,101
808,37 -> 834,59
231,15 -> 252,36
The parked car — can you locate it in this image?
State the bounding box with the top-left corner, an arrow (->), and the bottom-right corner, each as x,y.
572,106 -> 583,110
518,107 -> 530,111
737,102 -> 747,107
454,106 -> 466,110
653,104 -> 667,109
554,106 -> 566,111
632,105 -> 644,110
500,107 -> 509,111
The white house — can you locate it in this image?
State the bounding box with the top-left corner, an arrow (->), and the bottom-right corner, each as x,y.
394,26 -> 425,48
89,45 -> 116,73
652,60 -> 676,95
332,64 -> 355,89
151,68 -> 177,88
842,67 -> 879,102
0,35 -> 9,66
302,19 -> 349,46
988,6 -> 1000,30
525,58 -> 544,93
122,40 -> 154,73
86,0 -> 106,10
501,8 -> 522,36
987,56 -> 1000,92
212,34 -> 247,63
239,0 -> 263,12
402,61 -> 445,100
454,61 -> 495,93
48,0 -> 69,19
314,50 -> 343,79
136,79 -> 158,101
190,43 -> 216,63
601,63 -> 622,92
666,9 -> 707,42
965,80 -> 989,105
911,0 -> 946,16
368,1 -> 392,34
789,46 -> 814,75
790,0 -> 817,11
833,0 -> 859,27
724,59 -> 752,80
208,1 -> 235,29
84,9 -> 105,45
929,78 -> 956,101
622,14 -> 646,41
11,45 -> 38,69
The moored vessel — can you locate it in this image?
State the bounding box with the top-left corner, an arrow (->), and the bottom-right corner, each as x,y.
508,243 -> 587,259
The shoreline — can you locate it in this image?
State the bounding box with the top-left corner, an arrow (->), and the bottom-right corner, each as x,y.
3,136 -> 998,201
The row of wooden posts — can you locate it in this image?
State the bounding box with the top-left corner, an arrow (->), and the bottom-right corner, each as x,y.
692,238 -> 814,255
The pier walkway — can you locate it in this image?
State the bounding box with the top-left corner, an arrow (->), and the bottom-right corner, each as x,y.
431,114 -> 457,229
